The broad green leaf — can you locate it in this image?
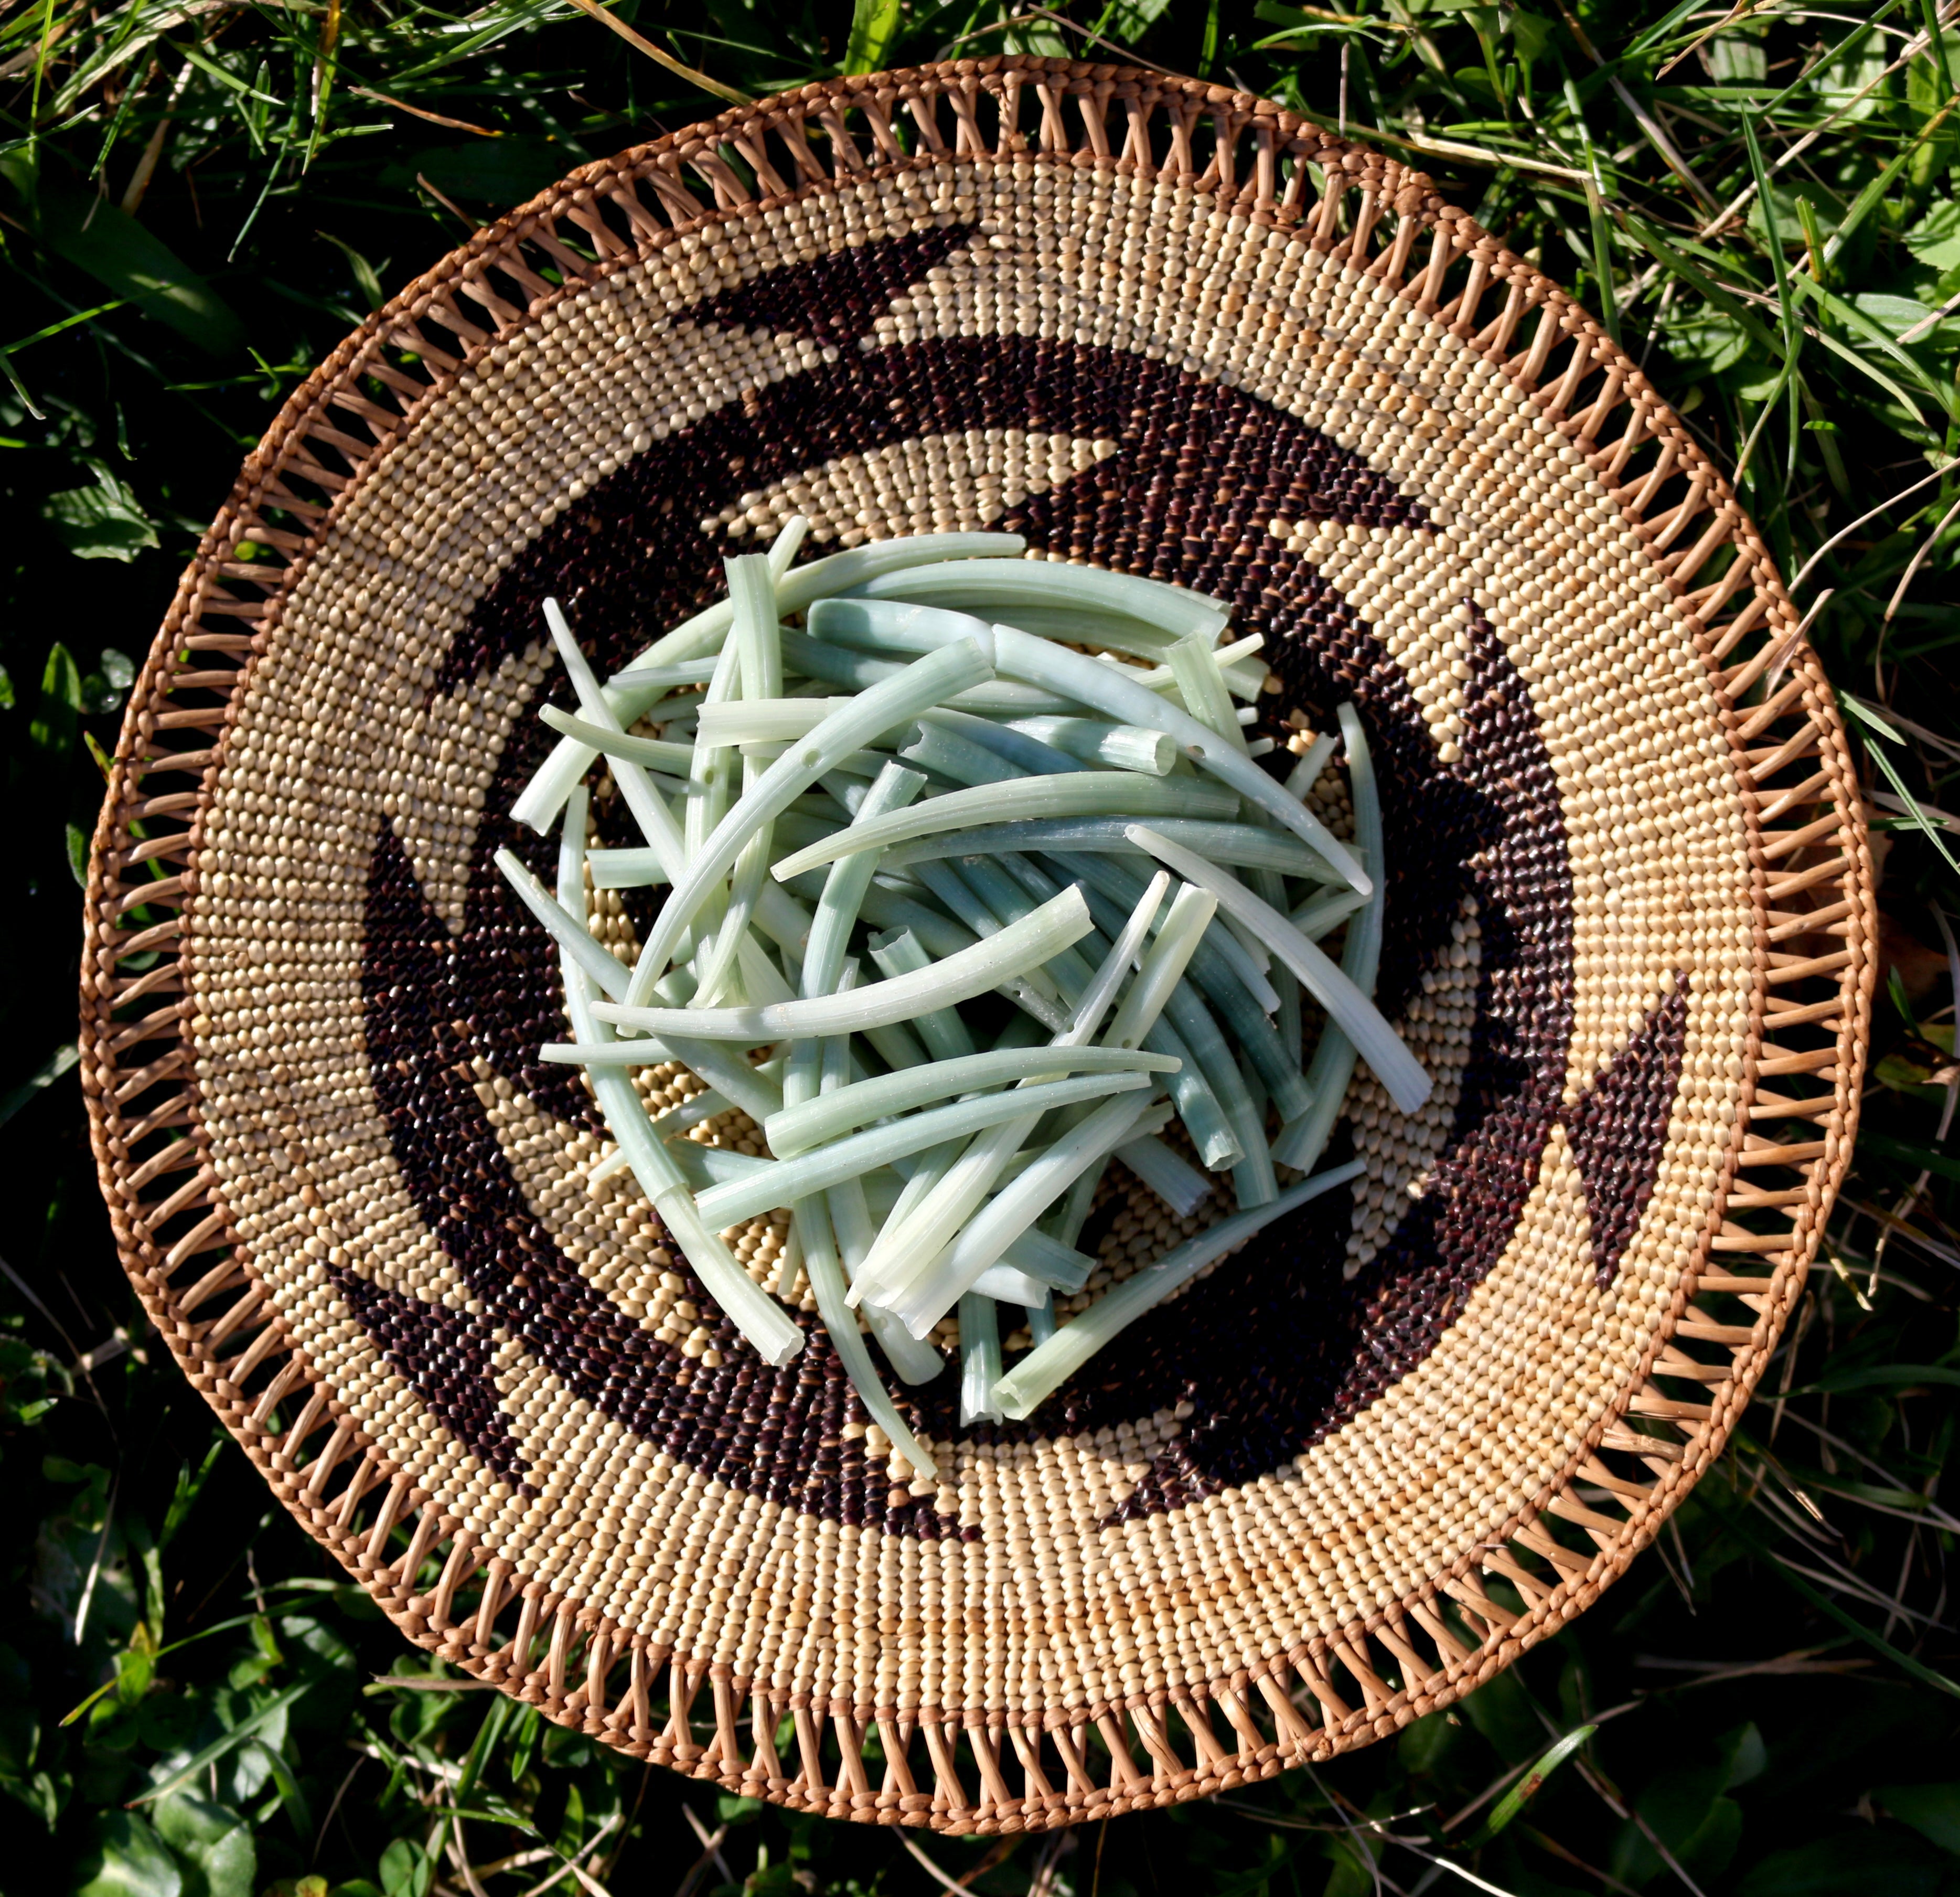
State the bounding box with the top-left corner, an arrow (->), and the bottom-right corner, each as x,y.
1689,1797 -> 1744,1880
1723,1721 -> 1768,1788
1815,33 -> 1893,122
83,645 -> 134,713
378,1837 -> 431,1897
1748,172 -> 1850,244
1664,305 -> 1753,376
5,1762 -> 65,1830
1879,1783 -> 1960,1853
1791,273 -> 1955,412
1876,1046 -> 1953,1091
75,1811 -> 184,1897
1707,19 -> 1768,84
1511,8 -> 1554,62
152,1793 -> 255,1897
277,1613 -> 360,1732
1610,1755 -> 1746,1888
1905,197 -> 1960,272
114,1639 -> 155,1707
219,1731 -> 282,1803
1727,358 -> 1788,404
0,155 -> 243,356
41,467 -> 158,562
1397,1707 -> 1460,1775
1855,293 -> 1943,338
131,1682 -> 309,1805
28,642 -> 81,771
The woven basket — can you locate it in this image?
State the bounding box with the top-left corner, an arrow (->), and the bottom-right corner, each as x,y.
82,58 -> 1874,1831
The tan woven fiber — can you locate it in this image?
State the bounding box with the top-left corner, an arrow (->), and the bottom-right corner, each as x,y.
81,58 -> 1873,1831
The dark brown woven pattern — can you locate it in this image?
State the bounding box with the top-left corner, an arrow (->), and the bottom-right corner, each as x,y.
80,58 -> 1873,1831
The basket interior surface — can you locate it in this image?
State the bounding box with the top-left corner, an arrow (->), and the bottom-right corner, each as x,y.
81,61 -> 1872,1828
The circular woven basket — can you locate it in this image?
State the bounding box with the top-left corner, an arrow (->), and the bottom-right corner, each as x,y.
82,58 -> 1875,1831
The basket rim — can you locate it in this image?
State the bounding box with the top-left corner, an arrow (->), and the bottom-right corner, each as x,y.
78,53 -> 1877,1829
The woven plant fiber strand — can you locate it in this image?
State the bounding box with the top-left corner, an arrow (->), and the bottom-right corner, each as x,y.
81,59 -> 1873,1830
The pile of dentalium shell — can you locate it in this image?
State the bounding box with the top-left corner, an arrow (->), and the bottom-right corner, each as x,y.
500,521 -> 1428,1476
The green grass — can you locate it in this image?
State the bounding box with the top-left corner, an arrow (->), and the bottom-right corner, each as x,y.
4,1 -> 1959,1893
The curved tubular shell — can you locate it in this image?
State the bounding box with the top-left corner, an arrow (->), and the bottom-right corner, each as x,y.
879,817 -> 1327,875
595,884 -> 1093,1041
625,637 -> 996,996
885,1088 -> 1162,1338
1003,716 -> 1178,776
794,1197 -> 940,1478
1274,701 -> 1391,1172
1113,1132 -> 1214,1218
849,557 -> 1229,641
764,1045 -> 1175,1156
802,761 -> 928,1002
993,1159 -> 1367,1418
769,773 -> 1240,878
515,531 -> 1023,827
562,960 -> 803,1368
1127,826 -> 1432,1116
991,627 -> 1372,893
692,1069 -> 1154,1229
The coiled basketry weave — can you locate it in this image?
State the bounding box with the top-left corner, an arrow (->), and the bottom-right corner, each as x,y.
81,57 -> 1875,1831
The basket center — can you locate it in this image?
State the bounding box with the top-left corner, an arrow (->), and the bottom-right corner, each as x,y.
349,328 -> 1647,1527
